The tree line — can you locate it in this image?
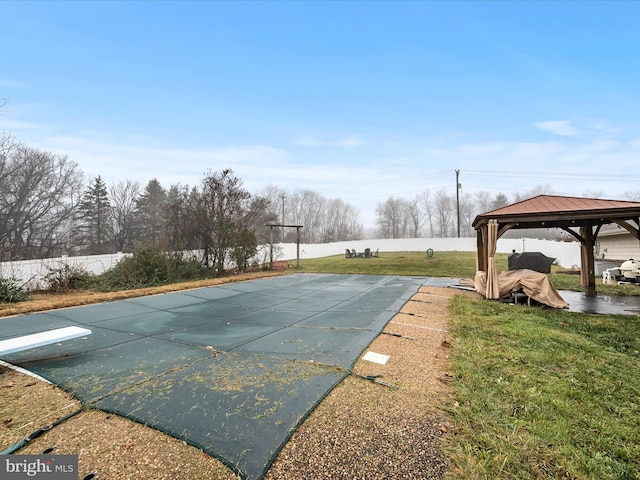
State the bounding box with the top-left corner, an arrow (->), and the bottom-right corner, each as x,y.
374,186 -> 640,240
0,136 -> 364,267
6,133 -> 637,265
375,190 -> 517,239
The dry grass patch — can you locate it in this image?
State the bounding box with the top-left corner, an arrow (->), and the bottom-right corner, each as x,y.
0,270 -> 284,318
0,367 -> 80,449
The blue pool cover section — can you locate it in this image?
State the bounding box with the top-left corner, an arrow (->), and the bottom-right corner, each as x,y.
0,274 -> 430,479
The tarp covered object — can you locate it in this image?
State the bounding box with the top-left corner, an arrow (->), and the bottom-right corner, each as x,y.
474,268 -> 569,309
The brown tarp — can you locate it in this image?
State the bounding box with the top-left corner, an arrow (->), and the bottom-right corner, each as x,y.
474,268 -> 569,309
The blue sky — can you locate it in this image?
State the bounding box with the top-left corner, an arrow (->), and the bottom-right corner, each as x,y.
2,1 -> 640,227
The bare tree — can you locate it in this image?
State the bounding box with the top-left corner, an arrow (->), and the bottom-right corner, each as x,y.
623,190 -> 640,201
232,195 -> 274,271
512,184 -> 556,203
376,196 -> 409,239
110,179 -> 141,252
262,187 -> 363,243
197,169 -> 252,273
287,189 -> 326,243
0,141 -> 83,259
321,198 -> 359,242
473,191 -> 493,216
405,196 -> 425,238
433,189 -> 454,237
254,184 -> 289,242
420,190 -> 436,237
459,192 -> 476,237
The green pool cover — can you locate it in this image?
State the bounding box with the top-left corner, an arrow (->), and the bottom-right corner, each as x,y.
1,273 -> 439,479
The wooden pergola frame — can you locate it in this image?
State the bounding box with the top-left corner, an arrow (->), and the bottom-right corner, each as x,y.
266,224 -> 304,268
472,196 -> 640,295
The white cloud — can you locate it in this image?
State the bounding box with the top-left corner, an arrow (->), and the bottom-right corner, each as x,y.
584,139 -> 619,152
34,135 -> 379,197
35,136 -> 287,186
457,142 -> 506,156
0,118 -> 44,130
534,120 -> 580,136
0,79 -> 23,88
294,136 -> 364,148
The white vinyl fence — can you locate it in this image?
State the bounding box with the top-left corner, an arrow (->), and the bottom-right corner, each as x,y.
1,237 -> 582,290
0,253 -> 130,290
277,237 -> 581,270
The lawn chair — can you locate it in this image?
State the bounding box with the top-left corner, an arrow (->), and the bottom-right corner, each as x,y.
351,249 -> 357,258
371,248 -> 379,258
345,249 -> 353,258
364,248 -> 371,258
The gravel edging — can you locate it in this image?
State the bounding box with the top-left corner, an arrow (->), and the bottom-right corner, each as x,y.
265,286 -> 460,479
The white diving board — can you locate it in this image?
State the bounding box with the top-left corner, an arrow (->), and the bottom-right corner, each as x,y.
0,326 -> 92,355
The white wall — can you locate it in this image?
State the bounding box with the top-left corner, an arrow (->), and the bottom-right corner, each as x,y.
1,238 -> 582,290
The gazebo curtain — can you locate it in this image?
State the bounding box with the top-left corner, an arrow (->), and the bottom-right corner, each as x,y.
486,219 -> 499,299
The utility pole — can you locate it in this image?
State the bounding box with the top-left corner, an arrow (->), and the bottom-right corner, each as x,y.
281,194 -> 286,242
456,169 -> 461,238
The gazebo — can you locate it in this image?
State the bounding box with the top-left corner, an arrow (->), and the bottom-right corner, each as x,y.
472,195 -> 640,296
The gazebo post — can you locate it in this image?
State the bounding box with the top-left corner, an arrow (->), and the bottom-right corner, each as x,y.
580,226 -> 597,295
476,225 -> 488,273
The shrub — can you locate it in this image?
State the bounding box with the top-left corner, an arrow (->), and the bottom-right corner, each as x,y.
43,263 -> 91,292
96,248 -> 209,291
0,276 -> 28,303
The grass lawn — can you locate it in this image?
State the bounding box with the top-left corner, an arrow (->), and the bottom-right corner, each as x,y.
295,250 -> 483,278
298,251 -> 640,479
446,297 -> 640,479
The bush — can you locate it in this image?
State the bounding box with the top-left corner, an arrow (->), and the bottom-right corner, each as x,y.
43,263 -> 91,292
0,276 -> 28,303
96,248 -> 210,291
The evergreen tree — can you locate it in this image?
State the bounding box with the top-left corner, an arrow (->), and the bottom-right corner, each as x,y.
75,176 -> 112,254
491,193 -> 510,210
135,178 -> 168,248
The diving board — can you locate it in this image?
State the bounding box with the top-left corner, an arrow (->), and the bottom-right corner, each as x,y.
0,326 -> 92,355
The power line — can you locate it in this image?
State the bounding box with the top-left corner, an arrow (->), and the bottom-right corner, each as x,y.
464,169 -> 640,183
